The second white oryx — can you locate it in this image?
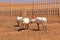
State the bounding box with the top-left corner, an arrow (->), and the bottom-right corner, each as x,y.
31,17 -> 47,31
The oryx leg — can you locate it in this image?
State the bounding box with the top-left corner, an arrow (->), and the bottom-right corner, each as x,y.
17,20 -> 20,27
42,22 -> 47,31
21,23 -> 25,29
37,23 -> 39,30
25,24 -> 29,30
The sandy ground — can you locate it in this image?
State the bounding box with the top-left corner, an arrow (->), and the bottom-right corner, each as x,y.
0,18 -> 60,40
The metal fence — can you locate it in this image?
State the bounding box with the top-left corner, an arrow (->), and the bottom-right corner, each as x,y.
0,3 -> 60,23
0,8 -> 59,23
26,8 -> 59,23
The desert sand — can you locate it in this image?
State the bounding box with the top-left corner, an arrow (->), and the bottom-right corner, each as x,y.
0,18 -> 60,40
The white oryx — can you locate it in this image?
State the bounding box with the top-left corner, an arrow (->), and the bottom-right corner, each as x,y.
31,17 -> 47,31
17,17 -> 30,30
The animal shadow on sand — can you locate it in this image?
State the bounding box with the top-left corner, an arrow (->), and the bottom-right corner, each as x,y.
18,28 -> 26,31
14,25 -> 25,31
30,28 -> 41,31
14,25 -> 41,31
14,24 -> 20,27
